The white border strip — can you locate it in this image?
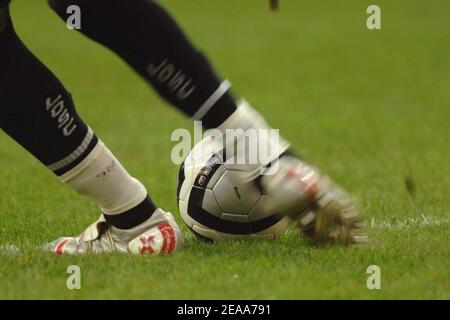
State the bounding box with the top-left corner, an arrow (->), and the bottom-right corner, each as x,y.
47,127 -> 94,172
192,79 -> 231,121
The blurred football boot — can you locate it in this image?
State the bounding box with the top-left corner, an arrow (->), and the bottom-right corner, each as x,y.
44,208 -> 183,255
217,99 -> 366,245
262,156 -> 367,245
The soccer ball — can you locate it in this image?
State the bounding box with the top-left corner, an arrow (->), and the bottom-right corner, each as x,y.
177,136 -> 290,241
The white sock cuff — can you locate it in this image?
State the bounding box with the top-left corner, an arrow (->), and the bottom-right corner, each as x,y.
60,140 -> 147,215
192,79 -> 232,121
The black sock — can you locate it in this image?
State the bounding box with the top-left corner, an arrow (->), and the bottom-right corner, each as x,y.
49,0 -> 238,129
0,7 -> 156,230
0,5 -> 97,175
104,197 -> 157,230
0,0 -> 10,10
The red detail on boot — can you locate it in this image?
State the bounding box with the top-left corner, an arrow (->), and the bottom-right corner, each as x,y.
139,235 -> 156,254
56,239 -> 69,255
158,223 -> 176,255
287,169 -> 318,200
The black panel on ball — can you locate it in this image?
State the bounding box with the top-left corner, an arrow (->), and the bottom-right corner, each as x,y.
188,186 -> 284,235
176,160 -> 185,201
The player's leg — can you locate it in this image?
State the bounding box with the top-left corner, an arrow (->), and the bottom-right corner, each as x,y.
48,0 -> 364,244
0,4 -> 182,254
47,0 -> 290,156
46,0 -> 289,180
48,0 -> 237,129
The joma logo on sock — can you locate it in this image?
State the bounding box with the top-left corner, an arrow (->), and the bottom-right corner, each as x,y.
45,95 -> 77,136
147,59 -> 196,100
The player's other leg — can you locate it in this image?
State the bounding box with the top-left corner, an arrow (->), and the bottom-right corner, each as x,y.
48,0 -> 237,129
48,0 -> 365,244
47,0 -> 284,155
0,4 -> 182,254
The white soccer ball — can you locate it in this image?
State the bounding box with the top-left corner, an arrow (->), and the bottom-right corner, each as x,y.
177,136 -> 290,241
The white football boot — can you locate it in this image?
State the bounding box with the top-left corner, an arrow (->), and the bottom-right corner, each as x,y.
262,156 -> 367,245
216,98 -> 365,244
44,209 -> 183,255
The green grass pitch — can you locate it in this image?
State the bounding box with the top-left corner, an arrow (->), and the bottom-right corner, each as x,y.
0,0 -> 448,299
